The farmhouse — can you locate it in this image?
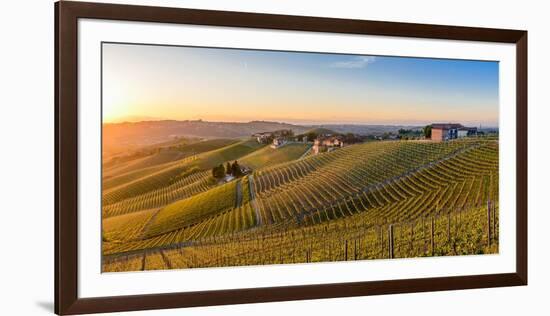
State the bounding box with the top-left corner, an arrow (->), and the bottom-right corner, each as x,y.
253,132 -> 274,144
253,129 -> 294,144
313,135 -> 344,154
431,123 -> 477,141
458,126 -> 478,138
271,137 -> 287,149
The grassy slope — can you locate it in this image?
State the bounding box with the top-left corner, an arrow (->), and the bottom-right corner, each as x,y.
104,150 -> 187,179
164,138 -> 239,164
102,158 -> 186,192
102,139 -> 498,257
144,180 -> 238,237
102,139 -> 264,204
103,208 -> 158,242
102,137 -> 196,171
102,170 -> 213,218
194,139 -> 266,169
103,139 -> 237,183
239,143 -> 310,170
245,139 -> 497,228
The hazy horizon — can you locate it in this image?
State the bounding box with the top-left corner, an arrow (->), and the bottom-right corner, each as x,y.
103,117 -> 498,129
103,43 -> 499,127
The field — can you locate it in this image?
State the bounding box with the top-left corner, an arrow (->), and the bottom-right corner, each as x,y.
240,142 -> 311,169
102,136 -> 499,271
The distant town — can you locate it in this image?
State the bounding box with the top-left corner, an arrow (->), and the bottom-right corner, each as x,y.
253,122 -> 492,154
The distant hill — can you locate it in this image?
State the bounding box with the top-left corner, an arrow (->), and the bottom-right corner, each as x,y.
310,124 -> 422,136
103,120 -> 309,153
303,127 -> 339,135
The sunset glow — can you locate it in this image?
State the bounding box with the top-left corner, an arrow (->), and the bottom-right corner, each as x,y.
102,43 -> 499,126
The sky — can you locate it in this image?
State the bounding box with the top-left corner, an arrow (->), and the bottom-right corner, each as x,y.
102,43 -> 499,127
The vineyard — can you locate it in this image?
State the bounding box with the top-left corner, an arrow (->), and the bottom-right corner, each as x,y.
101,137 -> 499,271
239,143 -> 310,170
103,203 -> 498,271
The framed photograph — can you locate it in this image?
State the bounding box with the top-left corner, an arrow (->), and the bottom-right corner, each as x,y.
55,1 -> 527,314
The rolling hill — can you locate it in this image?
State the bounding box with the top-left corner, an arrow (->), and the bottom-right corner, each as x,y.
101,137 -> 499,268
239,143 -> 311,170
303,127 -> 338,135
101,139 -> 265,215
103,120 -> 310,153
104,138 -> 238,178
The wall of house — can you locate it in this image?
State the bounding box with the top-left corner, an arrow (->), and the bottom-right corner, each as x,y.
431,128 -> 445,141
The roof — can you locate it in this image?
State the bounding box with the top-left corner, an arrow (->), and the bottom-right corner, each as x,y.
458,126 -> 477,131
431,123 -> 463,130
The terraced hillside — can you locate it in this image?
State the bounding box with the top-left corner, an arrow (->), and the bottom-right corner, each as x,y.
240,143 -> 311,169
103,138 -> 237,179
102,137 -> 499,271
101,139 -> 264,217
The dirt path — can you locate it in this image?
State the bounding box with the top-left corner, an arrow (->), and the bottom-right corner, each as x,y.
138,208 -> 162,239
247,175 -> 262,226
235,179 -> 243,208
140,253 -> 146,271
159,250 -> 173,269
298,144 -> 313,160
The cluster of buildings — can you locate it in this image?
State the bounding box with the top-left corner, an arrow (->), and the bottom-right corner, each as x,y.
252,131 -> 277,144
431,123 -> 477,141
312,135 -> 345,154
271,135 -> 309,149
253,128 -> 347,153
252,129 -> 293,143
252,122 -> 476,154
271,137 -> 288,149
252,130 -> 308,149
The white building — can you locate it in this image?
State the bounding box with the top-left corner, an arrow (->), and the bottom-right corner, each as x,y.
271,137 -> 287,149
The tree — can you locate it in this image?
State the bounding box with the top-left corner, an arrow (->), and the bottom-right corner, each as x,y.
212,164 -> 225,179
211,166 -> 216,178
423,125 -> 432,139
231,161 -> 243,177
305,132 -> 318,142
226,162 -> 232,175
343,133 -> 359,144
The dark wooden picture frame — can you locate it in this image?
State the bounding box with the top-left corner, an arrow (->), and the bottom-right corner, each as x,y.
55,1 -> 527,314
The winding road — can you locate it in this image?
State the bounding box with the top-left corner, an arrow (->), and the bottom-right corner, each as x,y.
235,179 -> 243,208
298,144 -> 313,160
247,175 -> 262,226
